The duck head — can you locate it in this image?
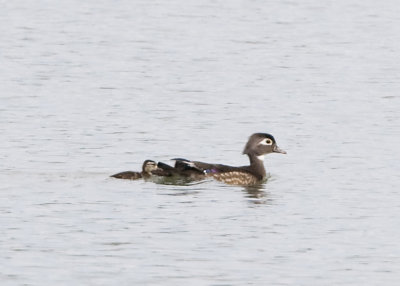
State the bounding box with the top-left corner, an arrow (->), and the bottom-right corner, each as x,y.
242,133 -> 286,159
142,160 -> 158,174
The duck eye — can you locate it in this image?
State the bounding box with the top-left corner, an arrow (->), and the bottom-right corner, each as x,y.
259,138 -> 273,145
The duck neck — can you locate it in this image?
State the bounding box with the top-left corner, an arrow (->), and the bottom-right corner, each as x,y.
247,153 -> 266,179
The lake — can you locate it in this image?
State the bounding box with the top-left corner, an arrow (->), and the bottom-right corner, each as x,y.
1,0 -> 399,285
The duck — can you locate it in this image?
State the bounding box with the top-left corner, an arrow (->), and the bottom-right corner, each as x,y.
157,133 -> 286,185
111,133 -> 285,185
110,160 -> 159,180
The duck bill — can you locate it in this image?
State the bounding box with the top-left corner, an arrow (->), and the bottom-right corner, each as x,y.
273,145 -> 287,154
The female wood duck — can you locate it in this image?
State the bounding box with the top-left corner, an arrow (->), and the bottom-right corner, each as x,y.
164,133 -> 286,185
110,160 -> 158,180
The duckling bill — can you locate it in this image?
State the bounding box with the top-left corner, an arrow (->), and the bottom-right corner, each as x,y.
111,133 -> 286,186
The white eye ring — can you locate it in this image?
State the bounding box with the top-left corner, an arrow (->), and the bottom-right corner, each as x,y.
259,138 -> 273,146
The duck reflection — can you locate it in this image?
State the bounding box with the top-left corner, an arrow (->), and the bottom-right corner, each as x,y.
242,184 -> 270,204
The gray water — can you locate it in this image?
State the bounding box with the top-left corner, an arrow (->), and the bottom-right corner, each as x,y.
1,0 -> 400,285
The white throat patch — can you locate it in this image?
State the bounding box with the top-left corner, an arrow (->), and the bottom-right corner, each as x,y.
257,155 -> 265,161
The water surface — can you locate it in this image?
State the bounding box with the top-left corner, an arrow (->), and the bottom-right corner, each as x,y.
1,0 -> 399,285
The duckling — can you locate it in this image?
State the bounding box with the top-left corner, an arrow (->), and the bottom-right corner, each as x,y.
110,160 -> 158,180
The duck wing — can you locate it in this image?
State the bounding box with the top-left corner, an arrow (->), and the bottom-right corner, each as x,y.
155,161 -> 203,176
152,162 -> 176,176
172,158 -> 204,173
172,158 -> 239,174
153,160 -> 206,183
